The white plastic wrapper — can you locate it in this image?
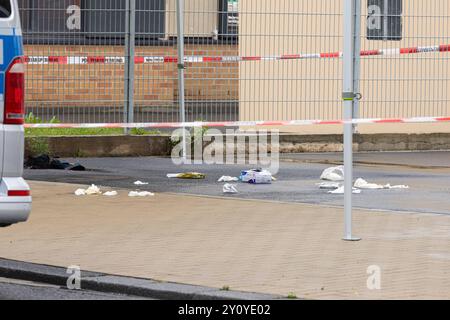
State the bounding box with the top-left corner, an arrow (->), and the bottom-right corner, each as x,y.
75,185 -> 102,196
223,184 -> 238,194
134,181 -> 149,185
218,176 -> 239,182
85,185 -> 102,195
128,191 -> 155,197
103,191 -> 118,197
74,189 -> 86,196
354,178 -> 385,190
320,166 -> 345,181
386,184 -> 410,189
240,169 -> 272,184
354,178 -> 410,190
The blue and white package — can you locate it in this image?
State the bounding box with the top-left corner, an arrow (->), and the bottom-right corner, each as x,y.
239,169 -> 272,184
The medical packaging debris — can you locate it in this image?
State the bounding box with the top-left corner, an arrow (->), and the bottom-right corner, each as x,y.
218,176 -> 239,182
128,191 -> 155,197
223,184 -> 238,194
354,178 -> 410,190
103,191 -> 118,197
134,181 -> 149,185
85,185 -> 102,195
167,172 -> 206,179
74,189 -> 86,196
318,170 -> 410,194
240,169 -> 273,184
385,184 -> 409,189
354,178 -> 385,190
320,166 -> 344,181
74,184 -> 103,196
328,186 -> 362,194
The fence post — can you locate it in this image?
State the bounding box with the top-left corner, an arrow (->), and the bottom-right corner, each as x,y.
352,0 -> 362,132
343,0 -> 361,241
176,0 -> 187,160
124,0 -> 136,133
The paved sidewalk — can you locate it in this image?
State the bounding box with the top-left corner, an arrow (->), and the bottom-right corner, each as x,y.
1,181 -> 450,299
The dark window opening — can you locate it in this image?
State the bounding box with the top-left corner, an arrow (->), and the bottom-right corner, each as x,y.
0,0 -> 12,18
218,0 -> 238,42
19,0 -> 166,46
82,0 -> 165,39
367,0 -> 403,41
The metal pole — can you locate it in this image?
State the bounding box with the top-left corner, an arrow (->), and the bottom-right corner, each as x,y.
124,0 -> 136,134
383,0 -> 389,41
343,0 -> 361,241
352,0 -> 362,133
176,0 -> 187,160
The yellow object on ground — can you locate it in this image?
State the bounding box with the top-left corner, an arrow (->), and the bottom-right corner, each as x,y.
167,172 -> 206,179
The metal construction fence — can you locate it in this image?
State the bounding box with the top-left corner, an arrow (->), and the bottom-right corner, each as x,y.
21,0 -> 450,125
20,0 -> 450,241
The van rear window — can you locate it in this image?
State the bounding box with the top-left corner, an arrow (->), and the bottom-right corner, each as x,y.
0,0 -> 12,18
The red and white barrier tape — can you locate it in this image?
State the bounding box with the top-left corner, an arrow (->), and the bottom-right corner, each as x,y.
25,44 -> 450,65
24,117 -> 450,129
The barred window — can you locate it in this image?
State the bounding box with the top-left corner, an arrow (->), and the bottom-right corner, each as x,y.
219,0 -> 239,39
367,0 -> 403,41
19,0 -> 166,45
19,0 -> 237,45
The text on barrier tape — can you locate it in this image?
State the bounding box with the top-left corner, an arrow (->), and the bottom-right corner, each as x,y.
24,44 -> 450,65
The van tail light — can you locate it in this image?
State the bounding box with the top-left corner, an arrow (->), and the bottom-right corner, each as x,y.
4,57 -> 25,125
8,190 -> 31,197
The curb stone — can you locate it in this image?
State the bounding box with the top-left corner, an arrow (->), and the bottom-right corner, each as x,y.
0,258 -> 281,300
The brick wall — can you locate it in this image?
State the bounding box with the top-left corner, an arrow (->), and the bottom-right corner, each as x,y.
24,44 -> 239,111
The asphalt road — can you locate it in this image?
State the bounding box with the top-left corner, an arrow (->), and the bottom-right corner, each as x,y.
0,277 -> 146,300
24,151 -> 450,215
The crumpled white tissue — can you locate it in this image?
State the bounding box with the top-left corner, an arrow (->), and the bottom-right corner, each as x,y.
134,181 -> 149,185
128,191 -> 155,197
74,189 -> 86,196
85,184 -> 102,195
218,176 -> 239,182
354,178 -> 410,190
354,178 -> 385,190
223,184 -> 238,194
385,184 -> 410,189
103,191 -> 118,197
74,185 -> 103,196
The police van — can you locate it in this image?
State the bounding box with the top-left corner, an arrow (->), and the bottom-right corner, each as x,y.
0,0 -> 31,227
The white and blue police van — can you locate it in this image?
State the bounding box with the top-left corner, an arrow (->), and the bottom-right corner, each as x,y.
0,0 -> 31,227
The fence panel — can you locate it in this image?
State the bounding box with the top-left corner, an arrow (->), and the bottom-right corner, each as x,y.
359,0 -> 450,119
132,0 -> 180,123
239,0 -> 343,122
21,1 -> 450,126
21,0 -> 127,123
